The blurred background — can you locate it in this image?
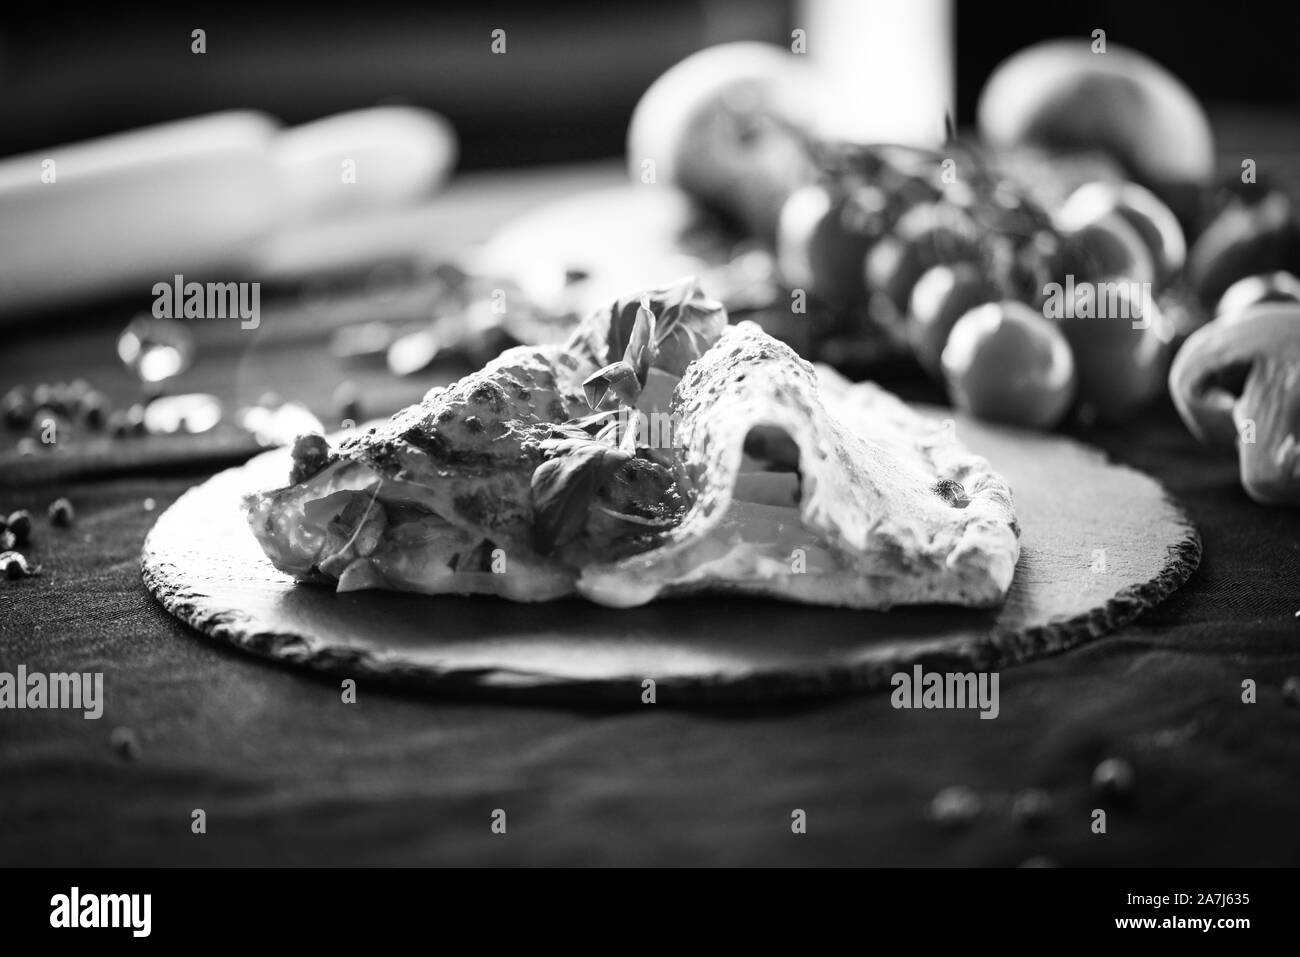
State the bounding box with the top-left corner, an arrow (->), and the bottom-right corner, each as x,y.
2,1 -> 1297,165
1,0 -> 1298,473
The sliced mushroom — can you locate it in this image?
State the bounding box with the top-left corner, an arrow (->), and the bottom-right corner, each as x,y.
1169,303 -> 1300,505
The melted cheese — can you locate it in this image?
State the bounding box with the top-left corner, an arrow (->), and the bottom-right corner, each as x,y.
578,496 -> 839,607
675,500 -> 839,580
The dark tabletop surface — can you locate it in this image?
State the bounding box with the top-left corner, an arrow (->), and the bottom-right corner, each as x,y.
2,137 -> 1299,867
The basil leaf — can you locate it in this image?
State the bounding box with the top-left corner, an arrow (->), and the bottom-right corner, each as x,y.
593,278 -> 725,382
622,296 -> 657,385
582,360 -> 641,409
651,281 -> 726,379
530,443 -> 632,555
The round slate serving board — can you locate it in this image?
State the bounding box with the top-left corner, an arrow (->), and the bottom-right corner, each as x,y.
142,414 -> 1199,705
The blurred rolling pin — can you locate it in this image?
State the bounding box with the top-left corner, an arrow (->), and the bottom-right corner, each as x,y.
0,107 -> 458,317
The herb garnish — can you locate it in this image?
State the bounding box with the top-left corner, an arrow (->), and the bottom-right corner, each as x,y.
531,281 -> 723,557
531,440 -> 633,555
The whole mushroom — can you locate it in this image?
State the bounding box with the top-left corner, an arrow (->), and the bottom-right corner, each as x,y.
1215,271 -> 1300,317
977,40 -> 1214,215
626,43 -> 821,240
1168,303 -> 1300,505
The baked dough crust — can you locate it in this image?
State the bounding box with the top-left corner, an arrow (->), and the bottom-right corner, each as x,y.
247,298 -> 1020,610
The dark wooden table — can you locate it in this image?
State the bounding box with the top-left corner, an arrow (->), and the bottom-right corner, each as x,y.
2,146 -> 1298,867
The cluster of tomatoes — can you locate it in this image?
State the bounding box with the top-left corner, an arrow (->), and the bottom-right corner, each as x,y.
774,142 -> 1191,430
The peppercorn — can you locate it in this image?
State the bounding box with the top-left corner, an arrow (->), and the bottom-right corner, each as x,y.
110,726 -> 141,761
48,497 -> 75,526
78,390 -> 110,430
2,387 -> 32,429
1091,757 -> 1135,800
6,510 -> 32,546
929,785 -> 981,828
31,382 -> 56,410
1283,676 -> 1300,707
0,530 -> 14,552
1010,788 -> 1052,827
51,382 -> 76,415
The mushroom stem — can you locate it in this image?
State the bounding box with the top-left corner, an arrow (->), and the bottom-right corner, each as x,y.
1169,302 -> 1300,506
1234,358 -> 1300,505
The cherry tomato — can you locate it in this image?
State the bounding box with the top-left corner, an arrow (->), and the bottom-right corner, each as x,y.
941,301 -> 1077,429
776,184 -> 873,303
1188,191 -> 1298,307
907,262 -> 999,379
1057,181 -> 1186,284
864,202 -> 981,313
1059,212 -> 1157,287
1055,282 -> 1174,421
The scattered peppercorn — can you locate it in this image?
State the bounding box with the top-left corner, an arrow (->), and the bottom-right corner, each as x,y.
48,497 -> 74,526
77,390 -> 109,429
929,785 -> 982,828
6,510 -> 32,546
31,383 -> 55,410
1282,676 -> 1300,707
2,387 -> 32,429
110,726 -> 141,761
1091,757 -> 1135,800
1010,788 -> 1052,827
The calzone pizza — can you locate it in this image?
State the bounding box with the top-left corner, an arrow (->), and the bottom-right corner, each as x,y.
245,279 -> 1020,608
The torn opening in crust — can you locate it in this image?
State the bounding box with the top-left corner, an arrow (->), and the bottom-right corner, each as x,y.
574,321 -> 1019,609
736,424 -> 802,507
